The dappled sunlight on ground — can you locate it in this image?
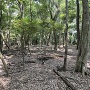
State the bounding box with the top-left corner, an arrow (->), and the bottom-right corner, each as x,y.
0,54 -> 14,89
0,60 -> 5,76
87,62 -> 90,68
0,77 -> 11,89
0,45 -> 90,90
5,55 -> 14,60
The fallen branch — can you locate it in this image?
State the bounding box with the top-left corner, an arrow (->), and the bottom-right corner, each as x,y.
25,61 -> 35,64
53,69 -> 77,90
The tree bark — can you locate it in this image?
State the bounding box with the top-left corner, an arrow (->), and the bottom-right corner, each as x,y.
0,1 -> 3,52
49,0 -> 60,51
76,0 -> 80,49
17,0 -> 25,67
53,29 -> 57,51
63,0 -> 68,71
75,0 -> 89,75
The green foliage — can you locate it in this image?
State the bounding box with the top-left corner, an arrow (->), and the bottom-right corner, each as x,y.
0,0 -> 84,46
13,18 -> 39,35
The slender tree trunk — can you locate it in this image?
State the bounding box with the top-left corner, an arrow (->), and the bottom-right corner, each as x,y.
49,0 -> 60,51
21,30 -> 25,66
6,0 -> 11,47
58,30 -> 61,48
17,0 -> 25,67
75,0 -> 89,75
63,0 -> 68,71
53,29 -> 57,51
46,33 -> 51,46
0,33 -> 3,52
6,30 -> 10,48
76,0 -> 80,49
27,0 -> 33,54
0,1 -> 3,52
30,0 -> 32,22
62,33 -> 65,47
40,30 -> 43,47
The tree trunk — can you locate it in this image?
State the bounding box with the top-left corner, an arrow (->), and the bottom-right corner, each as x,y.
75,0 -> 89,75
49,0 -> 60,51
58,30 -> 61,48
53,29 -> 57,51
6,0 -> 11,47
20,30 -> 25,67
39,30 -> 43,47
62,33 -> 65,47
46,33 -> 51,46
63,0 -> 68,71
0,1 -> 3,52
0,34 -> 3,52
76,0 -> 80,49
17,0 -> 25,67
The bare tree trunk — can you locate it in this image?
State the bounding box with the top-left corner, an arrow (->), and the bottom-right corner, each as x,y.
6,0 -> 11,48
0,1 -> 3,52
76,0 -> 80,49
63,0 -> 68,71
58,30 -> 61,48
39,30 -> 44,47
49,0 -> 60,51
17,0 -> 25,68
62,33 -> 65,47
20,30 -> 25,67
27,0 -> 33,54
53,29 -> 57,51
0,34 -> 3,52
46,33 -> 51,46
75,0 -> 89,76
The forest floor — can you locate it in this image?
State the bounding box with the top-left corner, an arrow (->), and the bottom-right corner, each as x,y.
0,45 -> 90,90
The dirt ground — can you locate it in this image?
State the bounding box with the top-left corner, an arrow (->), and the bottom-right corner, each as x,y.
0,45 -> 90,90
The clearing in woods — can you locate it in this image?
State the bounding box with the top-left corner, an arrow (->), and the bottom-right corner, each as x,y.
0,45 -> 90,90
